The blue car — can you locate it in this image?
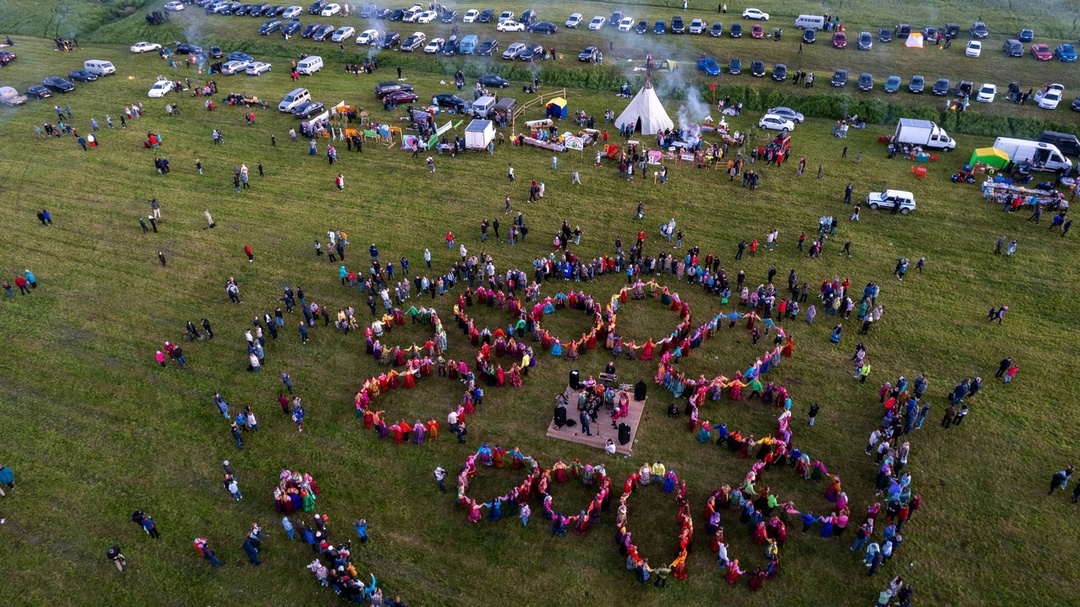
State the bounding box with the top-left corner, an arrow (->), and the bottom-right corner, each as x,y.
1056,43 -> 1077,62
696,57 -> 720,76
653,20 -> 665,34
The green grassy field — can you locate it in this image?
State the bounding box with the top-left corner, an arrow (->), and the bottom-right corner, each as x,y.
1,2 -> 1080,606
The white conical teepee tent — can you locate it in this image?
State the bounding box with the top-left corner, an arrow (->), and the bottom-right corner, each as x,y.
615,78 -> 674,136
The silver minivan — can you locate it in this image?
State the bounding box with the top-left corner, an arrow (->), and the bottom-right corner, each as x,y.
278,87 -> 311,111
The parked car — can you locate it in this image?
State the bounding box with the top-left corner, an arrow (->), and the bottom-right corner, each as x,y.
1071,96 -> 1080,112
147,80 -> 172,97
165,1 -> 185,10
1034,84 -> 1064,110
282,20 -> 303,35
359,3 -> 376,17
653,20 -> 666,34
750,59 -> 765,76
294,101 -> 326,118
689,19 -> 705,34
1018,28 -> 1034,43
609,11 -> 622,26
282,5 -> 302,18
895,23 -> 911,37
932,78 -> 950,95
866,190 -> 916,214
497,19 -> 525,32
130,41 -> 162,53
970,22 -> 988,39
25,84 -> 52,99
884,75 -> 901,93
772,63 -> 787,81
464,9 -> 480,23
617,17 -> 635,32
634,20 -> 648,34
497,10 -> 514,23
956,81 -> 974,97
222,59 -> 251,73
400,32 -> 426,51
246,61 -> 272,75
416,10 -> 437,23
312,24 -> 336,41
520,10 -> 537,26
518,43 -> 544,61
831,69 -> 847,87
477,8 -> 494,22
439,36 -> 458,55
502,42 -> 526,59
878,28 -> 892,42
67,69 -> 98,82
832,31 -> 846,48
750,24 -> 764,38
383,90 -> 416,104
975,83 -> 997,102
759,113 -> 795,131
0,86 -> 28,106
565,13 -> 582,28
356,29 -> 379,44
1002,39 -> 1023,56
42,76 -> 76,93
766,106 -> 803,122
477,38 -> 498,55
966,41 -> 981,57
710,22 -> 723,36
433,93 -> 467,111
530,22 -> 557,34
728,58 -> 742,74
301,22 -> 321,37
909,75 -> 925,93
729,22 -> 742,37
1031,44 -> 1052,60
386,8 -> 403,20
671,16 -> 685,33
374,81 -> 412,97
0,49 -> 15,66
379,32 -> 400,48
578,46 -> 600,62
588,15 -> 605,30
330,25 -> 354,41
742,8 -> 769,20
802,29 -> 816,44
320,3 -> 340,16
857,31 -> 872,50
1055,44 -> 1077,62
922,26 -> 937,40
210,45 -> 224,58
423,38 -> 444,53
440,9 -> 458,23
227,51 -> 254,62
857,72 -> 873,91
174,42 -> 202,55
478,74 -> 509,88
694,56 -> 721,75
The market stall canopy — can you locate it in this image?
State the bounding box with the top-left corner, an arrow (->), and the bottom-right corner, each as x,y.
970,147 -> 1010,169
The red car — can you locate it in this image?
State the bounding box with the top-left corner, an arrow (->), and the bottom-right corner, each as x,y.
1030,43 -> 1052,60
750,24 -> 764,39
386,90 -> 418,104
832,31 -> 847,48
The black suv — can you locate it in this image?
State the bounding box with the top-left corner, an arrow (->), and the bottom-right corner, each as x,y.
477,38 -> 498,55
1001,39 -> 1023,56
375,81 -> 414,98
379,32 -> 400,48
970,22 -> 988,38
671,16 -> 685,33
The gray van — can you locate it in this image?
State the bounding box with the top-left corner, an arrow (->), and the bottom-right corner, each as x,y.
459,34 -> 478,54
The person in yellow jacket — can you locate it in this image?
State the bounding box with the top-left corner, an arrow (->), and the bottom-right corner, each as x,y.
651,462 -> 666,484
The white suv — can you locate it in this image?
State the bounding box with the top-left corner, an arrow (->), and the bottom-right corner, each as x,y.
866,190 -> 917,214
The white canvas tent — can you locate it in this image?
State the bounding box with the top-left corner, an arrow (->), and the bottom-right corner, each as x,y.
464,119 -> 495,150
905,32 -> 924,48
614,78 -> 674,136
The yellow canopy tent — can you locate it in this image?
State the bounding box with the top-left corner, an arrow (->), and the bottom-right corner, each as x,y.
969,147 -> 1010,169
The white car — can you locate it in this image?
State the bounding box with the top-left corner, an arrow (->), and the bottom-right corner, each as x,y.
588,16 -> 606,30
320,3 -> 341,16
498,10 -> 514,23
866,189 -> 917,214
503,42 -> 526,59
282,5 -> 303,19
742,8 -> 769,20
331,26 -> 355,42
966,41 -> 982,57
403,7 -> 422,21
222,60 -> 252,74
147,80 -> 172,98
356,29 -> 380,45
497,19 -> 526,32
463,9 -> 479,23
130,41 -> 162,54
758,113 -> 795,131
618,16 -> 635,32
416,10 -> 437,23
1035,84 -> 1064,110
164,1 -> 185,11
975,83 -> 997,102
246,61 -> 272,75
689,18 -> 706,34
565,13 -> 582,28
424,37 -> 445,53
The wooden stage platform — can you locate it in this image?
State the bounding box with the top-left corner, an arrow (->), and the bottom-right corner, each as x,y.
545,385 -> 647,456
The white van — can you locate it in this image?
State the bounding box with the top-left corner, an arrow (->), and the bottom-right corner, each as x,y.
296,55 -> 323,75
278,87 -> 311,112
993,137 -> 1073,172
84,59 -> 116,76
472,95 -> 496,118
795,15 -> 825,30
